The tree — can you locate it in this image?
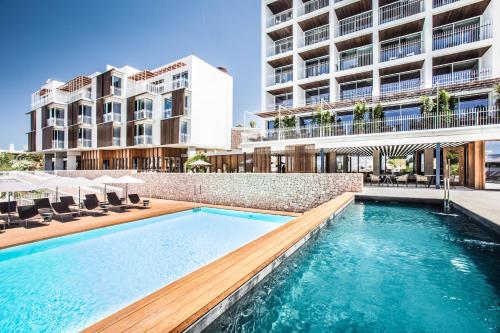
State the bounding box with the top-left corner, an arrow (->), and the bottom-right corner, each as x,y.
372,103 -> 384,120
420,96 -> 434,114
283,115 -> 296,128
354,102 -> 367,133
10,153 -> 43,171
249,120 -> 256,128
273,116 -> 282,129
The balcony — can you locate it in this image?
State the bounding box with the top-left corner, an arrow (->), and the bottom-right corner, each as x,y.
110,86 -> 122,97
52,140 -> 64,149
134,109 -> 153,121
300,25 -> 329,48
103,112 -> 121,123
31,90 -> 68,109
171,78 -> 189,91
432,68 -> 491,87
268,36 -> 293,57
242,107 -> 500,143
134,135 -> 152,145
46,118 -> 64,127
273,99 -> 294,110
270,70 -> 293,86
78,139 -> 92,148
299,0 -> 329,16
380,78 -> 422,95
303,61 -> 330,79
380,37 -> 423,62
112,137 -> 121,146
78,115 -> 92,125
338,46 -> 373,71
433,0 -> 459,8
306,93 -> 330,105
127,81 -> 163,97
433,22 -> 492,51
335,11 -> 372,37
379,0 -> 424,25
267,8 -> 293,28
339,86 -> 372,100
68,90 -> 92,103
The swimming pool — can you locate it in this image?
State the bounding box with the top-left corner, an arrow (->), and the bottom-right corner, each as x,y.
206,202 -> 500,332
0,207 -> 293,332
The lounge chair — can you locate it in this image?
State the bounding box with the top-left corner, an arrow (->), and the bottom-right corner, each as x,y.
0,201 -> 17,227
415,175 -> 428,187
85,194 -> 106,205
33,198 -> 51,210
369,175 -> 381,186
107,192 -> 126,211
60,196 -> 77,207
83,199 -> 109,216
51,202 -> 81,222
128,194 -> 151,208
17,205 -> 47,228
396,174 -> 409,187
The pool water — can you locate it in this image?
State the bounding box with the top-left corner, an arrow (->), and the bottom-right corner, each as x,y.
206,202 -> 500,332
0,207 -> 292,333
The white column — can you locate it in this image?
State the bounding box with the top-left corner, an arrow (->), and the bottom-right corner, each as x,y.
292,0 -> 300,108
423,0 -> 433,89
66,152 -> 79,170
372,0 -> 380,96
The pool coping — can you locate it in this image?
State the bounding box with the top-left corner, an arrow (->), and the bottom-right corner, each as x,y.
82,192 -> 355,333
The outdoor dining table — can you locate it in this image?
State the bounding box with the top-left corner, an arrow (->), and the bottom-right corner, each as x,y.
381,174 -> 396,186
425,174 -> 443,188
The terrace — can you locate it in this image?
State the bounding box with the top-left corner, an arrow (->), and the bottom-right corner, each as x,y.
432,19 -> 492,51
379,0 -> 424,25
299,0 -> 330,16
337,45 -> 373,71
335,10 -> 372,37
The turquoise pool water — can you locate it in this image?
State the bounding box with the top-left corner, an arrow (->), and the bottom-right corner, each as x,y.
206,202 -> 500,332
0,207 -> 292,332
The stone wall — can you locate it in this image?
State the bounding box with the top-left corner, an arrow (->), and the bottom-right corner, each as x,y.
56,170 -> 363,212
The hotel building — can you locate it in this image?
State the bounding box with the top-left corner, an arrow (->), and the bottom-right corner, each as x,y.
27,55 -> 233,171
215,0 -> 500,189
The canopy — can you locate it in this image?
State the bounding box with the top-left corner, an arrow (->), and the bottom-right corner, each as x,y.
93,175 -> 119,184
36,176 -> 78,189
114,176 -> 144,184
188,160 -> 212,167
0,179 -> 38,192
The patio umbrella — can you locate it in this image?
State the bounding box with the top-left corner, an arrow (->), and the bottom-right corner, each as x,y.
187,159 -> 212,173
35,176 -> 77,202
92,175 -> 119,200
113,176 -> 145,203
0,179 -> 39,224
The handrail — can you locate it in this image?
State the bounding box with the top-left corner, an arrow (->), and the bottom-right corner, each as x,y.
338,47 -> 373,71
268,36 -> 293,56
299,0 -> 329,16
380,39 -> 423,62
432,22 -> 492,50
267,8 -> 293,27
433,0 -> 459,8
432,68 -> 491,86
336,10 -> 372,37
300,25 -> 329,47
379,0 -> 424,24
380,78 -> 422,95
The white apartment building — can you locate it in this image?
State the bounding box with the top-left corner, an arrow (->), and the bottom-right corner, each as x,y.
232,0 -> 500,189
27,55 -> 233,171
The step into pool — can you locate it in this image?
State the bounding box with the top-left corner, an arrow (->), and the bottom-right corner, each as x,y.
206,201 -> 500,332
0,207 -> 293,332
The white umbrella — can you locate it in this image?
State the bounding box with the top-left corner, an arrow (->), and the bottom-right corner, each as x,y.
92,175 -> 119,201
188,160 -> 212,166
36,176 -> 76,201
113,176 -> 145,204
0,179 -> 39,224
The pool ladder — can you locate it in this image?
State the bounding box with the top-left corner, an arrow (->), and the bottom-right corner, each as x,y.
193,184 -> 202,211
443,159 -> 451,212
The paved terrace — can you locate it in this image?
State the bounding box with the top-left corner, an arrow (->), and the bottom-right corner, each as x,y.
358,186 -> 500,234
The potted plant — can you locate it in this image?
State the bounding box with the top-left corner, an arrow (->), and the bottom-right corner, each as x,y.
353,102 -> 367,134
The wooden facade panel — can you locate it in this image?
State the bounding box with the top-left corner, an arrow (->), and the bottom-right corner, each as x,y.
171,89 -> 185,117
127,97 -> 135,122
27,132 -> 36,152
67,101 -> 79,126
96,70 -> 112,99
254,147 -> 271,173
126,122 -> 135,146
41,105 -> 49,128
68,125 -> 78,149
29,111 -> 36,131
286,145 -> 316,173
42,127 -> 53,150
161,118 -> 180,145
97,122 -> 113,148
96,99 -> 104,124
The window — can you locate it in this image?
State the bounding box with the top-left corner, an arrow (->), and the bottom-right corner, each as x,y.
184,94 -> 190,114
104,102 -> 121,122
113,127 -> 121,146
79,105 -> 92,124
180,121 -> 189,143
163,96 -> 172,118
173,71 -> 189,89
135,98 -> 153,111
112,76 -> 122,88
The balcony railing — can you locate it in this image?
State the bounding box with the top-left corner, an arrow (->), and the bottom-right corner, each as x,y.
299,0 -> 329,16
110,86 -> 122,97
134,135 -> 152,145
78,115 -> 92,125
433,0 -> 459,8
380,39 -> 423,62
336,11 -> 372,37
338,47 -> 373,71
380,78 -> 422,95
31,90 -> 68,109
433,23 -> 492,50
68,90 -> 92,103
268,36 -> 293,56
272,100 -> 294,111
78,139 -> 92,148
301,25 -> 330,47
113,137 -> 121,146
271,71 -> 293,85
339,86 -> 373,100
46,118 -> 64,127
379,0 -> 424,25
52,140 -> 64,149
306,94 -> 330,105
267,8 -> 293,27
304,62 -> 330,78
103,112 -> 121,123
242,107 -> 500,143
134,109 -> 153,120
180,132 -> 190,144
432,68 -> 491,87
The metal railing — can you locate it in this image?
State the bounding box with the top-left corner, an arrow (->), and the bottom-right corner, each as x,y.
339,86 -> 373,100
301,25 -> 329,47
171,78 -> 189,91
432,23 -> 492,50
78,115 -> 92,125
267,8 -> 293,27
299,0 -> 329,16
52,140 -> 64,149
270,71 -> 293,85
268,36 -> 293,56
380,39 -> 423,62
303,61 -> 330,78
78,139 -> 92,148
379,0 -> 424,24
338,47 -> 373,70
242,107 -> 500,143
134,109 -> 153,120
336,10 -> 372,37
380,78 -> 422,95
68,90 -> 92,103
46,118 -> 64,127
306,94 -> 330,105
103,112 -> 121,123
433,0 -> 459,8
31,90 -> 68,109
432,68 -> 491,86
134,135 -> 152,145
271,100 -> 294,111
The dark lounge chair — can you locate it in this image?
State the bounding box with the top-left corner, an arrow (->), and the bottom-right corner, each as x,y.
107,192 -> 126,211
0,201 -> 17,227
33,198 -> 51,210
83,199 -> 109,216
17,205 -> 47,228
85,194 -> 105,205
60,196 -> 77,207
128,194 -> 151,208
51,202 -> 80,222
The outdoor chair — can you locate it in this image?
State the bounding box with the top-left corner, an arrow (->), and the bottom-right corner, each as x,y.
415,175 -> 428,188
85,194 -> 106,205
33,198 -> 51,210
107,192 -> 126,211
17,205 -> 47,228
128,194 -> 151,208
60,196 -> 77,207
83,199 -> 109,216
51,202 -> 80,222
369,175 -> 381,186
396,174 -> 409,187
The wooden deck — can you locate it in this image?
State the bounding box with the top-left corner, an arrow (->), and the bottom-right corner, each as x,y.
83,192 -> 355,333
0,200 -> 299,250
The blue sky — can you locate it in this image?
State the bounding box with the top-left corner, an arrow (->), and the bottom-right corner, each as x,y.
0,0 -> 261,149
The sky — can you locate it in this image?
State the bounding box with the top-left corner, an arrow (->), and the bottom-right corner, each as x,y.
0,0 -> 261,150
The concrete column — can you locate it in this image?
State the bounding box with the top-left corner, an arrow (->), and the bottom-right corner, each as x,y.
54,154 -> 65,170
372,0 -> 380,96
66,152 -> 79,170
44,154 -> 54,171
435,143 -> 441,189
424,148 -> 434,176
423,0 -> 433,89
373,150 -> 381,176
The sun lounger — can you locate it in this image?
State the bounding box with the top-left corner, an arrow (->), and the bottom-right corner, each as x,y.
51,202 -> 81,222
33,198 -> 51,210
107,192 -> 126,211
85,194 -> 106,205
83,199 -> 109,216
0,200 -> 17,227
17,205 -> 47,228
128,194 -> 151,208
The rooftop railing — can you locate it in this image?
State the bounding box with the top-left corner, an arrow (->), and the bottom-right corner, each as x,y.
31,90 -> 68,109
338,47 -> 373,71
379,0 -> 424,25
242,107 -> 500,143
433,0 -> 459,8
432,22 -> 492,50
134,135 -> 152,145
299,0 -> 329,16
380,39 -> 423,62
380,78 -> 422,95
339,86 -> 373,100
267,8 -> 293,27
432,68 -> 491,86
300,25 -> 330,47
268,36 -> 293,56
336,10 -> 372,37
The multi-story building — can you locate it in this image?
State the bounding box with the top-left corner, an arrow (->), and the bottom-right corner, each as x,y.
27,55 -> 233,171
229,0 -> 500,189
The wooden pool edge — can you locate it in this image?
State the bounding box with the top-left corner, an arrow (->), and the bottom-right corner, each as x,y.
83,192 -> 355,333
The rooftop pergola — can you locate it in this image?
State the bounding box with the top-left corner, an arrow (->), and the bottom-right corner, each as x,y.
58,76 -> 92,93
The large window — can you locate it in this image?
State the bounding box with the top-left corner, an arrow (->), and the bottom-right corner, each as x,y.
134,98 -> 153,120
305,86 -> 330,105
163,96 -> 172,118
113,127 -> 121,146
456,94 -> 489,111
104,102 -> 121,122
79,105 -> 92,124
173,71 -> 189,89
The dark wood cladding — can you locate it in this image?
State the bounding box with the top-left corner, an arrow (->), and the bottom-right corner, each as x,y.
161,118 -> 180,145
253,147 -> 271,173
27,132 -> 36,152
97,122 -> 113,148
42,126 -> 53,150
285,145 -> 315,173
68,125 -> 78,149
126,122 -> 134,146
171,88 -> 185,117
29,111 -> 36,131
127,97 -> 135,122
67,102 -> 79,126
96,70 -> 112,98
41,105 -> 49,127
96,99 -> 104,124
